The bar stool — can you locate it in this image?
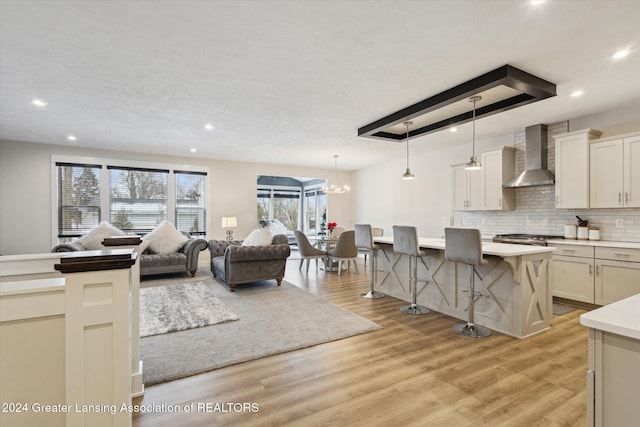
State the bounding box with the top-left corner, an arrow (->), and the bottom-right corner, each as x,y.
355,224 -> 384,299
444,227 -> 491,338
393,225 -> 429,315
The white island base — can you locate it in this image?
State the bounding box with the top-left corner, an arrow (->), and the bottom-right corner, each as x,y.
373,237 -> 555,339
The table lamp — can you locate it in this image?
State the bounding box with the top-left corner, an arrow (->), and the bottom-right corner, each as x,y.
221,216 -> 237,240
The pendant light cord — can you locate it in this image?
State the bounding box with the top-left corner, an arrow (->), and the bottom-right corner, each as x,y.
405,122 -> 410,168
472,97 -> 477,159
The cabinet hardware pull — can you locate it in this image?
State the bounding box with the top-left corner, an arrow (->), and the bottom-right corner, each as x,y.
619,192 -> 622,204
498,198 -> 501,206
563,249 -> 575,253
596,265 -> 599,275
613,253 -> 630,257
555,195 -> 559,205
626,192 -> 629,203
589,264 -> 592,275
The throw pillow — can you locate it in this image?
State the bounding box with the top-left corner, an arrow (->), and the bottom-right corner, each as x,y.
77,221 -> 126,250
264,220 -> 288,237
142,221 -> 189,254
242,228 -> 273,246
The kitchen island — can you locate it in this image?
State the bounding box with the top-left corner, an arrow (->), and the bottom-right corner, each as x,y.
373,236 -> 555,339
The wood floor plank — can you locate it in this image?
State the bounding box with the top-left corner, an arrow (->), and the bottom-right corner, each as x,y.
133,257 -> 589,426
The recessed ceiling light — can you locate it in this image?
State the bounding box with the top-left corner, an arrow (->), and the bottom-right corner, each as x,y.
67,135 -> 77,141
570,90 -> 584,97
450,127 -> 458,133
190,148 -> 197,153
32,99 -> 47,107
204,123 -> 214,130
612,49 -> 631,60
530,0 -> 545,5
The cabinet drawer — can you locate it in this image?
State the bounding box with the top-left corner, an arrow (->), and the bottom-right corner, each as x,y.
552,244 -> 594,258
595,247 -> 640,262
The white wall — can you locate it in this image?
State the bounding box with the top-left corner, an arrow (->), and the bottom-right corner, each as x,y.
0,141 -> 353,255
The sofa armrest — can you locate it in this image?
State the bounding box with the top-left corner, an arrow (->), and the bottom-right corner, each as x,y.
52,242 -> 84,252
182,238 -> 208,272
225,244 -> 291,262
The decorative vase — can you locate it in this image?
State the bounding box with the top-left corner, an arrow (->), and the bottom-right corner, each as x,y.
328,229 -> 333,238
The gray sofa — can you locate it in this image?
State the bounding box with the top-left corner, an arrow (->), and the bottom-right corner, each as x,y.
52,238 -> 208,277
208,234 -> 290,292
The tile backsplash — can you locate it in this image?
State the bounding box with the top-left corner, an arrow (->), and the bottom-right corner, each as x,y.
460,121 -> 640,242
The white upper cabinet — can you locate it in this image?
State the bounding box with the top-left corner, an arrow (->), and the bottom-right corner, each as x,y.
481,147 -> 515,210
554,129 -> 602,209
590,132 -> 640,208
452,164 -> 482,211
452,146 -> 514,211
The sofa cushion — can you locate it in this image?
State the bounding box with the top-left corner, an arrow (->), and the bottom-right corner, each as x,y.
242,228 -> 273,246
77,221 -> 126,250
143,221 -> 189,254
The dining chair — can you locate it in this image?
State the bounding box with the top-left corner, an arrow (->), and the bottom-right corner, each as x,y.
331,227 -> 345,239
294,230 -> 327,273
328,230 -> 359,276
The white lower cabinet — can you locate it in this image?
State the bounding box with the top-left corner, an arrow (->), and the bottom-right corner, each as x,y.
552,244 -> 594,303
586,328 -> 640,427
552,243 -> 640,305
594,248 -> 640,305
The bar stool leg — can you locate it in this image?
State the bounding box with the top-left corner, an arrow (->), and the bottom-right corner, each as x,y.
362,248 -> 384,299
400,256 -> 430,315
453,265 -> 491,337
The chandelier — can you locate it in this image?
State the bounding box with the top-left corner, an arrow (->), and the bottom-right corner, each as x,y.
323,155 -> 350,194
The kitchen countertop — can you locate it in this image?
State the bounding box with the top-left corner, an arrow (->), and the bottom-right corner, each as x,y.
374,236 -> 555,257
547,239 -> 640,249
580,293 -> 640,340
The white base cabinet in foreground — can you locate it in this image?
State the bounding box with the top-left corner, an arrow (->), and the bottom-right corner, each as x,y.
581,294 -> 640,427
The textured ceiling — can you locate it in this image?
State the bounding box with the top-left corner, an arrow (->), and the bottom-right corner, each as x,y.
1,0 -> 639,171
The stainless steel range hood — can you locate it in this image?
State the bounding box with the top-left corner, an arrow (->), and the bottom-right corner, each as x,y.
503,124 -> 555,188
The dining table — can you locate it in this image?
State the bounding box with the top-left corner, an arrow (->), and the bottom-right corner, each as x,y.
313,234 -> 341,272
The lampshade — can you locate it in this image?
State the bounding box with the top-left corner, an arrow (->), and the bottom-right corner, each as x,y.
221,217 -> 237,228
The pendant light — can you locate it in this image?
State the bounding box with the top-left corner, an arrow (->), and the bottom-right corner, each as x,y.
323,155 -> 350,194
464,95 -> 482,170
402,121 -> 415,180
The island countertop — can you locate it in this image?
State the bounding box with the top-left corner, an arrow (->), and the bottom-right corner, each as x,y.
374,236 -> 556,257
580,293 -> 640,340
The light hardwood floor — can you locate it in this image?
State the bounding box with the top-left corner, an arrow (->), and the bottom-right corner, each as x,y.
133,257 -> 588,426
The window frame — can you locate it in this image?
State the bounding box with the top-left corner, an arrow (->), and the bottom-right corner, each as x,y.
51,155 -> 210,246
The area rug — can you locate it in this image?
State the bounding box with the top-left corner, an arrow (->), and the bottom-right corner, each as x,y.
140,278 -> 382,385
139,282 -> 239,337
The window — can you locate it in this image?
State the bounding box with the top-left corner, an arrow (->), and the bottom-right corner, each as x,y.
257,187 -> 300,231
56,162 -> 101,239
54,157 -> 208,243
272,189 -> 300,231
304,186 -> 327,234
175,171 -> 206,236
108,166 -> 169,233
257,176 -> 327,234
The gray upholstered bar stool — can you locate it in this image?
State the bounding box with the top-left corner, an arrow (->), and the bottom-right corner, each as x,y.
392,225 -> 429,315
444,227 -> 491,338
355,224 -> 384,299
